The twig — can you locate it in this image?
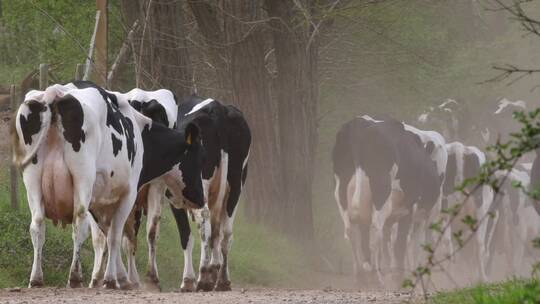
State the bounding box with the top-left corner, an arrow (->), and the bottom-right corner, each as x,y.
107,20 -> 140,88
83,10 -> 101,81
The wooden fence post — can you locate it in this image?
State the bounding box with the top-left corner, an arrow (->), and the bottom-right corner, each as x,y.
75,63 -> 85,81
9,85 -> 19,211
39,63 -> 48,90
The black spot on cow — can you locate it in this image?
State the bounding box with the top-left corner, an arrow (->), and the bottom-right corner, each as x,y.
123,117 -> 136,165
130,100 -> 143,112
55,95 -> 86,152
110,171 -> 114,177
224,105 -> 251,217
425,141 -> 435,155
111,134 -> 122,156
19,100 -> 46,145
130,99 -> 169,127
31,154 -> 38,165
165,189 -> 172,199
170,206 -> 191,250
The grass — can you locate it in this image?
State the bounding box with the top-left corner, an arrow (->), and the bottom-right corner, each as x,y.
432,279 -> 540,304
0,167 -> 315,291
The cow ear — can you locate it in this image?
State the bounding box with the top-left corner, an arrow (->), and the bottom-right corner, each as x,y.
185,122 -> 200,146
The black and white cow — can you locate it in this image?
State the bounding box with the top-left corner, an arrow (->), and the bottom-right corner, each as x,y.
332,115 -> 445,283
168,95 -> 251,292
486,168 -> 538,277
530,150 -> 540,216
480,98 -> 527,146
12,83 -> 204,289
418,99 -> 464,142
443,142 -> 493,281
68,81 -> 206,289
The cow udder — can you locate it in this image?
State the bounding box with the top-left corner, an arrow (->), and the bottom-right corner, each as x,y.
41,127 -> 74,226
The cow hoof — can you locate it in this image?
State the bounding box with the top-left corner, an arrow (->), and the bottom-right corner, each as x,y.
68,278 -> 84,288
196,281 -> 214,292
118,277 -> 132,290
145,272 -> 161,292
103,279 -> 118,289
89,279 -> 102,288
28,279 -> 44,288
180,278 -> 196,293
197,266 -> 216,292
210,264 -> 220,283
130,282 -> 141,290
144,281 -> 161,292
215,281 -> 231,291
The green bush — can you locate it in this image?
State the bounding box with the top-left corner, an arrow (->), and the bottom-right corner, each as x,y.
433,280 -> 540,304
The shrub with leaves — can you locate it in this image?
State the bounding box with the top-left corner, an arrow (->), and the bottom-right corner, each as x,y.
405,108 -> 540,301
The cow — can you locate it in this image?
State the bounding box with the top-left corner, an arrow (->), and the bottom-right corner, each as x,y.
530,150 -> 540,216
166,95 -> 251,292
442,142 -> 493,282
480,98 -> 527,146
418,99 -> 463,142
332,115 -> 444,284
486,168 -> 538,277
12,83 -> 204,289
67,81 -> 206,289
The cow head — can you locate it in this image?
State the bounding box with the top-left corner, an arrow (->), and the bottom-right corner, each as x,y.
176,123 -> 205,209
140,120 -> 206,210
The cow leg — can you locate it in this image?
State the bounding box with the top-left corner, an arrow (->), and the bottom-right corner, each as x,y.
103,192 -> 135,289
115,247 -> 132,290
123,186 -> 148,289
394,215 -> 411,283
145,183 -> 164,291
208,153 -> 229,290
24,167 -> 45,288
170,206 -> 196,292
195,204 -> 212,291
208,212 -> 223,290
369,211 -> 385,285
68,212 -> 90,288
359,223 -> 372,273
122,210 -> 142,289
68,179 -> 92,288
485,209 -> 501,278
348,222 -> 363,280
216,207 -> 237,291
475,214 -> 489,282
89,218 -> 107,288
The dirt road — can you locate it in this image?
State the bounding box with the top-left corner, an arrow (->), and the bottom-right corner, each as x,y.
0,288 -> 412,304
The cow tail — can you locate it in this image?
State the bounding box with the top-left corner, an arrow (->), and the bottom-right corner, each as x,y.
13,101 -> 52,168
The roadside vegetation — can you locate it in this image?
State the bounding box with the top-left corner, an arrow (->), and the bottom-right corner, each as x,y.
432,279 -> 540,304
0,170 -> 311,290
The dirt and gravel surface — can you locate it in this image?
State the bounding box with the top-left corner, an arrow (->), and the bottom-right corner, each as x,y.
0,288 -> 414,304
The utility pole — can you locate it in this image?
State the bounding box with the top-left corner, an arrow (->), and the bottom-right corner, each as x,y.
93,0 -> 108,86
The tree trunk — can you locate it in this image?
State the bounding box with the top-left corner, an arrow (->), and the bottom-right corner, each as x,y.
266,0 -> 318,240
187,0 -> 232,100
121,0 -> 193,97
220,0 -> 284,224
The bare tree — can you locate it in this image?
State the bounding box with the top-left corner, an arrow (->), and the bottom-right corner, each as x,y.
264,0 -> 322,239
487,0 -> 540,84
120,0 -> 193,97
